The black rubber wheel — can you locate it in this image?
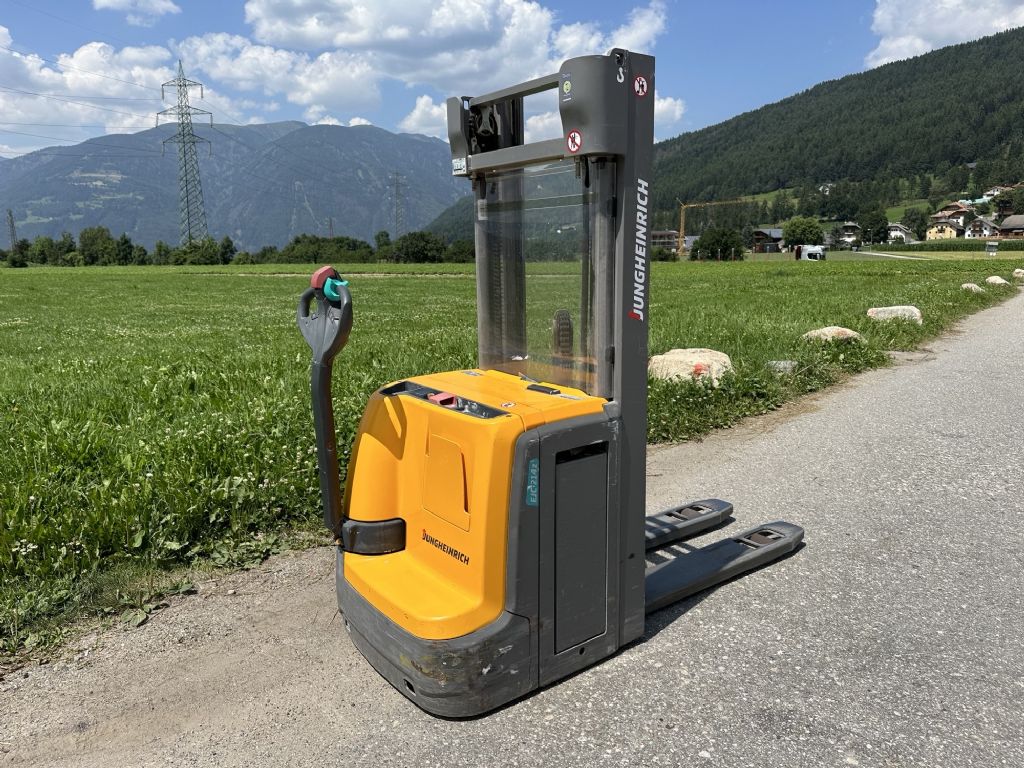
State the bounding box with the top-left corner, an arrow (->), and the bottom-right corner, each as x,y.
553,309 -> 573,357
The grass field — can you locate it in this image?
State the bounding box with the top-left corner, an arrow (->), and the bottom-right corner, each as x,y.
866,249 -> 1024,261
1,259 -> 1020,655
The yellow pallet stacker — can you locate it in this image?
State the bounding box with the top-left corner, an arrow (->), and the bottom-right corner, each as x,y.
297,48 -> 803,718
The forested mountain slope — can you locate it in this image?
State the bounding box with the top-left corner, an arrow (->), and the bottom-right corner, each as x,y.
653,27 -> 1024,213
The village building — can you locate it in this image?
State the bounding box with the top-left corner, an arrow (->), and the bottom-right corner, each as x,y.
839,221 -> 861,246
887,222 -> 917,243
965,217 -> 1000,239
752,228 -> 784,253
926,219 -> 965,240
650,230 -> 679,254
999,214 -> 1024,238
928,202 -> 974,228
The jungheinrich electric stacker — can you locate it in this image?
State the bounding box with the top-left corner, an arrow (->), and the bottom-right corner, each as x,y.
297,49 -> 804,718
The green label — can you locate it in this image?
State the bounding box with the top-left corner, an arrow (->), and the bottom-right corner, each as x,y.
525,458 -> 539,507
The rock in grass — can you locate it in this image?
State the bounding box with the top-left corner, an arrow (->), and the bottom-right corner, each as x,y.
867,305 -> 923,325
985,275 -> 1010,286
649,348 -> 733,386
801,326 -> 863,343
962,283 -> 985,294
768,360 -> 798,374
1012,268 -> 1024,280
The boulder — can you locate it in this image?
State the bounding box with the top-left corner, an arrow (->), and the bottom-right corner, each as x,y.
961,283 -> 985,294
867,305 -> 923,325
768,360 -> 798,374
1012,268 -> 1024,280
985,275 -> 1010,286
801,326 -> 863,343
649,348 -> 733,386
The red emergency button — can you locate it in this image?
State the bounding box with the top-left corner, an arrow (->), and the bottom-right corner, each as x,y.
428,392 -> 459,408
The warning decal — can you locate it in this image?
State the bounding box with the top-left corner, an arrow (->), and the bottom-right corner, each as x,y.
566,129 -> 583,154
634,75 -> 648,97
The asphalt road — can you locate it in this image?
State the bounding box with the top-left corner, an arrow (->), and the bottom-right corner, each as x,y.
4,293 -> 1023,768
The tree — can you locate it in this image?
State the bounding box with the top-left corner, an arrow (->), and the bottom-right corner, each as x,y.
78,226 -> 116,266
115,233 -> 134,266
856,207 -> 889,244
392,231 -> 446,263
740,223 -> 755,250
7,238 -> 29,268
56,232 -> 76,265
218,235 -> 237,265
782,216 -> 824,247
255,245 -> 279,263
152,240 -> 173,265
132,244 -> 149,265
444,239 -> 475,263
690,228 -> 745,261
180,236 -> 220,265
901,206 -> 929,240
374,230 -> 392,261
29,236 -> 58,265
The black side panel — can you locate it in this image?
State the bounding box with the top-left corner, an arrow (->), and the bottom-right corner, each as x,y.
538,418 -> 620,687
554,448 -> 608,653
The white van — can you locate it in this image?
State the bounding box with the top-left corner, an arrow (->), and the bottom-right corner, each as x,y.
794,245 -> 826,261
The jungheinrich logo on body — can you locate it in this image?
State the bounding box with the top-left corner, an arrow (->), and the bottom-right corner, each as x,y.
629,177 -> 650,321
422,529 -> 470,565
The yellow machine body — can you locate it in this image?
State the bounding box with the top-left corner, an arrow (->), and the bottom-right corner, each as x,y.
342,369 -> 605,640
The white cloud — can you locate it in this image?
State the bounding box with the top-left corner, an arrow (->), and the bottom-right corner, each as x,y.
348,116 -> 371,126
866,0 -> 1024,67
654,91 -> 684,137
398,95 -> 446,138
524,89 -> 685,144
0,29 -> 174,153
524,110 -> 562,143
93,0 -> 181,27
175,33 -> 379,113
237,0 -> 668,95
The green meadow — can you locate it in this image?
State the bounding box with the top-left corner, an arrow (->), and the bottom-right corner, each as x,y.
1,259 -> 1019,655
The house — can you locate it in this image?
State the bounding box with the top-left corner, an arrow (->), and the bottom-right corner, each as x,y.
887,223 -> 917,243
926,219 -> 965,240
999,214 -> 1024,238
682,235 -> 699,251
965,217 -> 1000,239
839,221 -> 861,246
985,185 -> 1015,198
752,228 -> 784,253
996,197 -> 1016,218
651,230 -> 679,253
929,202 -> 974,228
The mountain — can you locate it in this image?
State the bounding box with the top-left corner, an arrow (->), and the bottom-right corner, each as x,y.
426,26 -> 1024,239
654,27 -> 1024,211
0,122 -> 465,250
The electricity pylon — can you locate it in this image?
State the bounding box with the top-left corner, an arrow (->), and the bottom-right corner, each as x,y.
157,61 -> 211,246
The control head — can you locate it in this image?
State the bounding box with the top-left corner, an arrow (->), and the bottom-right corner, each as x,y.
297,265 -> 353,366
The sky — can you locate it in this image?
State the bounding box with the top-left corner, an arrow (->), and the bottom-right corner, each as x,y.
1,0 -> 1024,158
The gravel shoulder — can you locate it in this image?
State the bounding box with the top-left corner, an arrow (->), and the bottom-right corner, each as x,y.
4,293 -> 1024,768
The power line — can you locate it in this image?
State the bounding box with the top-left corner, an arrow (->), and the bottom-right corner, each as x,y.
0,121 -> 156,129
0,126 -> 157,148
5,0 -> 143,50
0,83 -> 153,118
